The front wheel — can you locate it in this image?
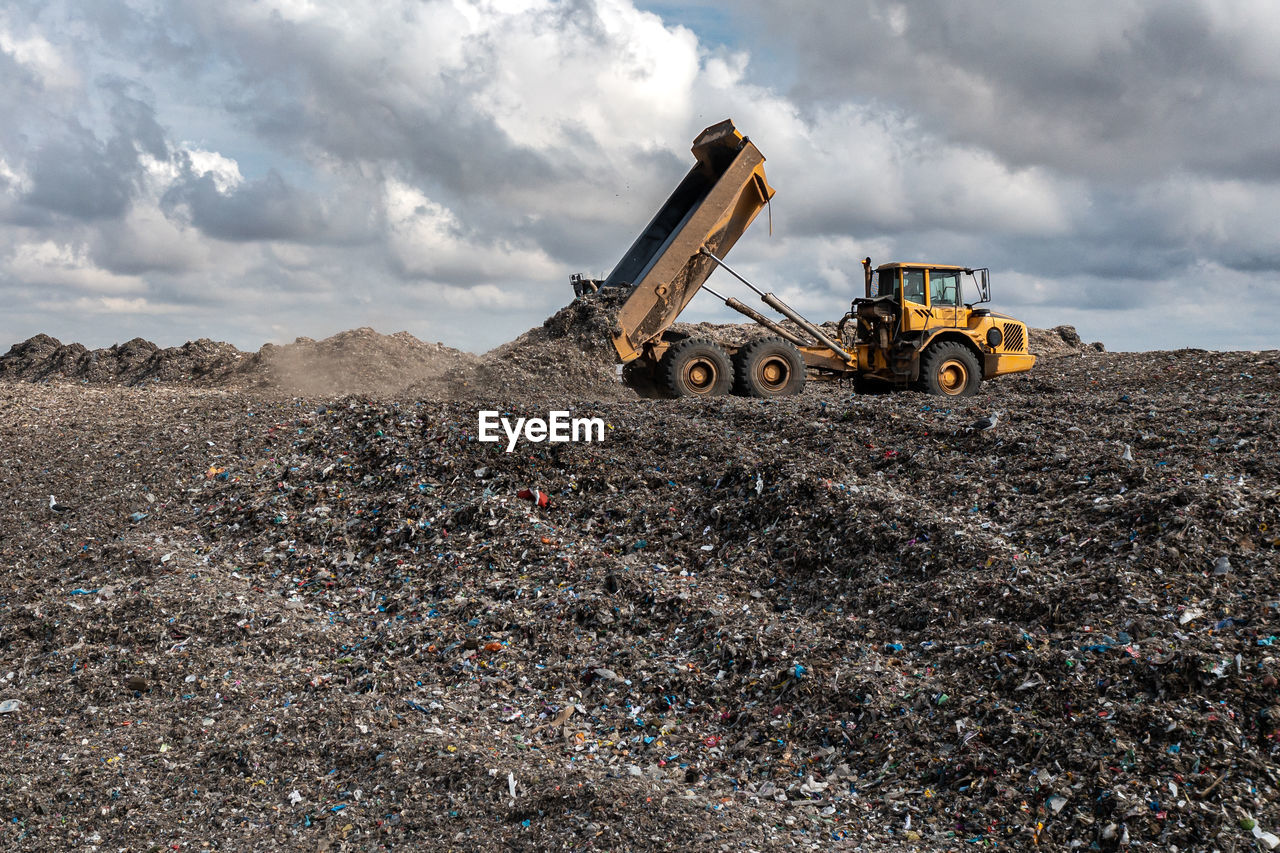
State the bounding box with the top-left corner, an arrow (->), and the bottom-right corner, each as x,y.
919,341 -> 981,397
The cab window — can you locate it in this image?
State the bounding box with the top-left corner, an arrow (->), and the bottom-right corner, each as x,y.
903,270 -> 926,304
875,269 -> 898,298
930,271 -> 960,306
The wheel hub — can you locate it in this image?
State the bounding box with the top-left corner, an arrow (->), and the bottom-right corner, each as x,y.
685,359 -> 716,393
757,357 -> 789,391
938,359 -> 968,395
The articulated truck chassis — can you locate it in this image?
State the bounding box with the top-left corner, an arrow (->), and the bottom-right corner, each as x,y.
575,119 -> 1035,399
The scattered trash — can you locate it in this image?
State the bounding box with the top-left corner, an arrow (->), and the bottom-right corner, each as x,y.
0,326 -> 1274,850
516,488 -> 549,507
1254,824 -> 1280,851
0,699 -> 21,714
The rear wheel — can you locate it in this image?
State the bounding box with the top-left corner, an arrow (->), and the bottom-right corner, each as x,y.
733,337 -> 806,398
659,338 -> 732,397
919,341 -> 981,397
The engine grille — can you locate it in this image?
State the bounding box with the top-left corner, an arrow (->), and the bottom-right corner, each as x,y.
1001,323 -> 1025,353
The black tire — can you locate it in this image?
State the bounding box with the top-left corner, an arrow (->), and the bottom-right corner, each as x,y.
919,341 -> 981,397
733,337 -> 806,398
659,338 -> 732,397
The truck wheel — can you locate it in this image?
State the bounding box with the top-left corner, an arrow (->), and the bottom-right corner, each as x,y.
659,338 -> 732,397
920,341 -> 981,397
733,337 -> 806,397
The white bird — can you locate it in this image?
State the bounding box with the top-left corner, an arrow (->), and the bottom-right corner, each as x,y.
48,495 -> 73,514
966,411 -> 1003,433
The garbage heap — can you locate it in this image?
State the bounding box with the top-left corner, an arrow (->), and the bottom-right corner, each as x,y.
0,334 -> 251,385
0,327 -> 1274,851
191,348 -> 1278,850
459,288 -> 631,401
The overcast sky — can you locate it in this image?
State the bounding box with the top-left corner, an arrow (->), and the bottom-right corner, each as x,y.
2,0 -> 1278,353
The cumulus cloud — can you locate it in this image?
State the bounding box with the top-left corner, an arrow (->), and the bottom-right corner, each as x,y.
384,178 -> 558,288
0,0 -> 1276,352
9,240 -> 146,294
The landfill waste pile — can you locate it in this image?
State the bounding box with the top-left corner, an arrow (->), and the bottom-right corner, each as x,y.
1,309 -> 1101,402
0,325 -> 1277,851
258,327 -> 482,397
0,334 -> 251,386
0,329 -> 479,396
1030,326 -> 1107,360
444,289 -> 633,402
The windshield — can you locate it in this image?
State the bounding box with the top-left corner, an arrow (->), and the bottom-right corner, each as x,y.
930,271 -> 960,306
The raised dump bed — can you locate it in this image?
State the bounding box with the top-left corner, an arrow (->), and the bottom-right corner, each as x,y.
602,119 -> 775,363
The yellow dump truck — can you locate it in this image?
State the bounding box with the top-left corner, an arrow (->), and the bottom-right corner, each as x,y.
575,119 -> 1036,398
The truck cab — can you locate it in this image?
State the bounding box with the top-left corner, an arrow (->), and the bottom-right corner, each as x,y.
855,262 -> 1036,394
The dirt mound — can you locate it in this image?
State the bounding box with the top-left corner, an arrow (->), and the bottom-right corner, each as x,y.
260,327 -> 480,397
1031,324 -> 1106,358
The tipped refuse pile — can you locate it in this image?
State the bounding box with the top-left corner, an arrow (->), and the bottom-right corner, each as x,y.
1,296 -> 1101,400
1031,325 -> 1107,359
461,289 -> 630,401
0,334 -> 250,385
0,337 -> 1277,850
0,328 -> 482,396
259,327 -> 482,397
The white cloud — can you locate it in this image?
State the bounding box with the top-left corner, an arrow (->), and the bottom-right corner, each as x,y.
0,22 -> 79,91
72,296 -> 181,315
471,0 -> 700,153
0,0 -> 1277,352
184,149 -> 244,193
0,157 -> 29,195
9,241 -> 146,294
384,178 -> 558,284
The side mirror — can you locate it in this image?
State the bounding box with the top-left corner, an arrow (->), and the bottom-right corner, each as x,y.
966,268 -> 991,304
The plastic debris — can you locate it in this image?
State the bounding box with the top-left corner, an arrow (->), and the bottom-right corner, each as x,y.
1254,824 -> 1280,851
0,324 -> 1275,850
515,487 -> 549,507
